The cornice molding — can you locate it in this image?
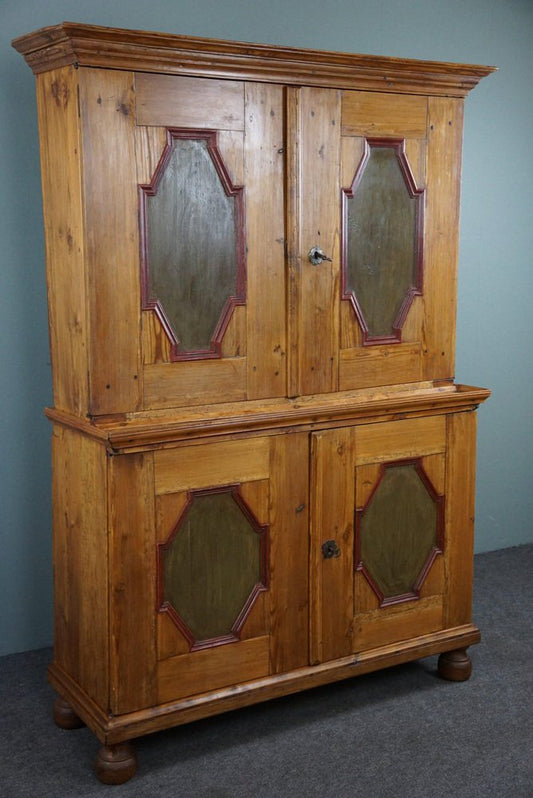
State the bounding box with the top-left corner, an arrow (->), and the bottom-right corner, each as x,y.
13,22 -> 496,96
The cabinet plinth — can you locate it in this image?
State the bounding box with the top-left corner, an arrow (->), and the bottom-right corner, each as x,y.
13,22 -> 493,784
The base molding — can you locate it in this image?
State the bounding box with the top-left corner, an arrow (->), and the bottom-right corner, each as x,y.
49,623 -> 480,745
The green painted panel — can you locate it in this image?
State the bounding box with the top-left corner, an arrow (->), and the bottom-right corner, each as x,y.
163,491 -> 262,641
360,464 -> 437,598
346,146 -> 417,337
146,137 -> 238,352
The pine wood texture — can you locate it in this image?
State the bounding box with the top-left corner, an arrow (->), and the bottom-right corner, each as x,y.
294,87 -> 341,395
51,426 -> 109,710
50,623 -> 481,746
158,636 -> 270,703
35,68 -> 89,415
444,411 -> 478,627
135,74 -> 286,408
340,343 -> 422,390
144,359 -> 247,409
109,451 -> 157,714
310,427 -> 355,664
338,89 -> 441,392
15,23 -> 493,779
79,68 -> 142,415
310,415 -> 452,663
355,415 -> 446,465
135,73 -> 245,129
13,22 -> 496,97
341,91 -> 428,137
152,434 -> 307,701
244,83 -> 287,399
268,433 -> 309,673
45,382 -> 489,453
154,437 -> 270,494
422,97 -> 464,381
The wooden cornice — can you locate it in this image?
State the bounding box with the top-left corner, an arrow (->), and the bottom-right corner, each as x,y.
45,382 -> 491,454
12,22 -> 496,96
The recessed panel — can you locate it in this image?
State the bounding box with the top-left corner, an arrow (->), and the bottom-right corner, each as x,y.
357,461 -> 442,602
141,130 -> 245,358
160,488 -> 267,645
343,140 -> 424,343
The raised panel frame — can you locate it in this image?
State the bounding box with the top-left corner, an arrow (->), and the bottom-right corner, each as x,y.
341,138 -> 425,345
156,484 -> 269,651
139,127 -> 246,361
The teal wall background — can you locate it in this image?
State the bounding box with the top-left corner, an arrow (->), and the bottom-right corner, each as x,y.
1,0 -> 532,656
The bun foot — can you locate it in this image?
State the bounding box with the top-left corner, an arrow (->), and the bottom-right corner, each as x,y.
53,697 -> 85,729
95,742 -> 137,785
438,648 -> 473,681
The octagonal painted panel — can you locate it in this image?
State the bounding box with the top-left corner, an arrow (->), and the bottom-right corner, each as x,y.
140,128 -> 245,360
342,138 -> 425,344
158,485 -> 268,649
356,459 -> 443,605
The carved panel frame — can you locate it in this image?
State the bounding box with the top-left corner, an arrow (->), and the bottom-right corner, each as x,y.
157,484 -> 269,651
341,138 -> 425,345
139,128 -> 246,361
355,457 -> 444,607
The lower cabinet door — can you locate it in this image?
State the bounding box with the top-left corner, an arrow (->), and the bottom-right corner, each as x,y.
310,411 -> 477,665
109,432 -> 309,714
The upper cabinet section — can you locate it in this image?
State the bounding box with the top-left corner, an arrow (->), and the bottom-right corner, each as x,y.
14,24 -> 495,417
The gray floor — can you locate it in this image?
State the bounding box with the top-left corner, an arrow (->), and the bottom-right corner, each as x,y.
2,545 -> 532,797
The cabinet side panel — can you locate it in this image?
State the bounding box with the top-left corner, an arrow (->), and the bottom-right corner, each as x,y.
109,452 -> 157,714
269,433 -> 309,672
51,425 -> 108,709
422,97 -> 464,381
36,68 -> 89,414
444,411 -> 478,627
79,68 -> 141,414
245,83 -> 287,399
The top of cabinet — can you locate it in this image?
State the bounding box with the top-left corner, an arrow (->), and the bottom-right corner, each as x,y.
13,22 -> 495,97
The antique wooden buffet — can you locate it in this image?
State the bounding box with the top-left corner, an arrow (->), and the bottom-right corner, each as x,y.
13,22 -> 494,784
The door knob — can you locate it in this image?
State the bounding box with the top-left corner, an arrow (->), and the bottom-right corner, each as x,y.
308,246 -> 333,265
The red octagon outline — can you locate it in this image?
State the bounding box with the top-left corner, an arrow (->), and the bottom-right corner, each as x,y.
157,484 -> 269,651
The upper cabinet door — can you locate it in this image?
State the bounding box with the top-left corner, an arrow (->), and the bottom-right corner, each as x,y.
290,88 -> 464,397
135,74 -> 287,410
78,69 -> 286,415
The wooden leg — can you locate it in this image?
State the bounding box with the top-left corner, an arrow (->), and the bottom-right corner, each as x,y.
53,696 -> 85,729
95,742 -> 137,785
437,648 -> 473,681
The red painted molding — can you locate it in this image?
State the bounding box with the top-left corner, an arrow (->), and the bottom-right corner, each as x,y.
355,457 -> 444,607
139,128 -> 246,361
157,484 -> 269,651
341,138 -> 425,346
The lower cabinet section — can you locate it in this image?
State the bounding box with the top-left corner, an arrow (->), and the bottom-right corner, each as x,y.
49,405 -> 481,781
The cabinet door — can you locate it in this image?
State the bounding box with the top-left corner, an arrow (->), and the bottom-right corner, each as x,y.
290,88 -> 463,396
78,69 -> 286,414
135,74 -> 287,409
109,433 -> 309,713
310,412 -> 477,664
